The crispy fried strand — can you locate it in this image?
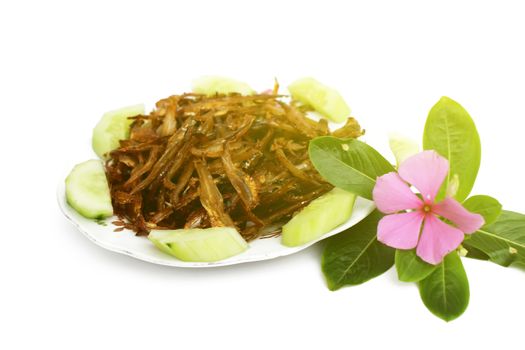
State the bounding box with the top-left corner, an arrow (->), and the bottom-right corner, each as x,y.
106,91 -> 362,240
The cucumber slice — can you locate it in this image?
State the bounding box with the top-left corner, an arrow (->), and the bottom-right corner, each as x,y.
281,188 -> 356,247
192,76 -> 254,96
65,159 -> 113,219
288,77 -> 351,123
92,104 -> 145,158
148,227 -> 248,262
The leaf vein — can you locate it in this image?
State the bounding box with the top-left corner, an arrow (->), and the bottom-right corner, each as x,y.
312,144 -> 377,182
335,236 -> 377,286
441,261 -> 447,313
444,114 -> 452,187
476,229 -> 525,250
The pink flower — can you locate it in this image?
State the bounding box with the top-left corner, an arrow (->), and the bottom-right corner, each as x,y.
372,150 -> 485,265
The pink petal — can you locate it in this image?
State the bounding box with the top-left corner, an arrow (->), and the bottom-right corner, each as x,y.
398,150 -> 449,203
377,212 -> 425,249
416,214 -> 464,265
373,172 -> 423,214
433,197 -> 485,234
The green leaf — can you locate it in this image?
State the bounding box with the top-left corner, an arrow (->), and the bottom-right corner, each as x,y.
395,249 -> 438,282
464,210 -> 525,268
418,252 -> 470,322
423,97 -> 481,201
322,211 -> 395,290
463,195 -> 502,225
309,137 -> 395,200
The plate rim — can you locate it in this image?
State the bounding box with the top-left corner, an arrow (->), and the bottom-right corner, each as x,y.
58,179 -> 375,268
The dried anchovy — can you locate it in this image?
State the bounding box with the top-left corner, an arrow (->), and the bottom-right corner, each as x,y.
106,89 -> 363,240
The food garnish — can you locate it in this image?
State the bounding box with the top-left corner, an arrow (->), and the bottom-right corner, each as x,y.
92,104 -> 145,159
148,227 -> 248,262
281,188 -> 356,247
192,76 -> 254,96
373,150 -> 485,265
312,96 -> 524,322
65,159 -> 113,219
288,77 -> 351,123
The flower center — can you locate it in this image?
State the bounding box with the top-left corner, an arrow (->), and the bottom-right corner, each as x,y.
422,204 -> 432,213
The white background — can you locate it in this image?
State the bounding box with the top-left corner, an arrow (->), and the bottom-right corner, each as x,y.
1,1 -> 524,349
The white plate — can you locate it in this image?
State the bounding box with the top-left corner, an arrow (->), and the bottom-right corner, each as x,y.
59,94 -> 375,267
58,181 -> 375,267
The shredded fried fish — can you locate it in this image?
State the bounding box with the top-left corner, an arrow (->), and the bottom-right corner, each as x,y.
106,88 -> 363,241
